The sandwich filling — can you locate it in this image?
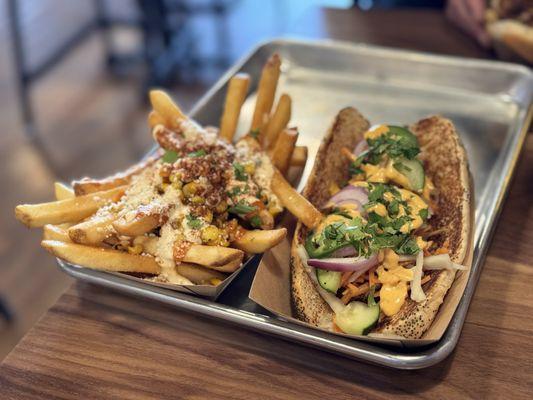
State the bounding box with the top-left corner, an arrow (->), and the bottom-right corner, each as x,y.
302,124 -> 467,335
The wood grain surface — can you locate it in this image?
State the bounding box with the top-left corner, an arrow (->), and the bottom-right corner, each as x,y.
1,7 -> 532,400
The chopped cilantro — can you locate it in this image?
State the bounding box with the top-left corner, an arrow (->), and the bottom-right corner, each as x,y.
368,183 -> 387,202
228,202 -> 256,215
387,199 -> 400,216
228,186 -> 243,197
419,208 -> 428,220
348,162 -> 363,176
162,150 -> 179,163
396,236 -> 420,255
188,149 -> 207,157
249,129 -> 260,139
233,162 -> 248,181
331,207 -> 354,219
186,214 -> 202,229
354,126 -> 420,171
250,215 -> 262,228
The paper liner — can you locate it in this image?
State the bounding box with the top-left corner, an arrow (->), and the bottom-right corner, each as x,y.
250,201 -> 475,348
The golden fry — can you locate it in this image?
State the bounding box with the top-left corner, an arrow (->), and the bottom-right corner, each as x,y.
72,156 -> 158,196
219,73 -> 250,143
208,257 -> 242,273
263,94 -> 291,148
271,169 -> 322,229
250,54 -> 281,136
271,128 -> 298,175
68,214 -> 116,245
54,182 -> 74,200
148,110 -> 166,129
232,228 -> 287,254
43,224 -> 72,242
149,90 -> 185,129
290,146 -> 308,167
176,263 -> 227,285
41,240 -> 161,274
181,244 -> 244,268
113,212 -> 163,237
15,186 -> 126,228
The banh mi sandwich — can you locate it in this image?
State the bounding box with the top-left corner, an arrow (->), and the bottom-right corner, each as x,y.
15,54 -> 307,288
288,108 -> 471,339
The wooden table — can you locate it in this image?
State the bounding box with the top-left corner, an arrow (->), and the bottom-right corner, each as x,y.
1,8 -> 531,400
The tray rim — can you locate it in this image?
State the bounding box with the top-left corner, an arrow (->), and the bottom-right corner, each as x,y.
57,38 -> 532,370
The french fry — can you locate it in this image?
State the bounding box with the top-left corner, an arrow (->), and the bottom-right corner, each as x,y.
271,169 -> 322,229
15,186 -> 126,228
207,257 -> 242,273
148,110 -> 166,129
176,263 -> 227,285
263,94 -> 291,148
113,211 -> 164,237
219,73 -> 250,143
149,90 -> 185,129
232,228 -> 287,254
72,156 -> 158,196
68,214 -> 116,245
54,182 -> 74,200
289,146 -> 308,167
180,244 -> 244,268
271,128 -> 298,175
251,54 -> 281,136
43,224 -> 72,242
41,240 -> 161,274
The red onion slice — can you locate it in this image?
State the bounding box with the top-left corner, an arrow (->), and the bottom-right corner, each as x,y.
328,185 -> 368,208
308,254 -> 378,272
353,139 -> 368,157
331,246 -> 357,258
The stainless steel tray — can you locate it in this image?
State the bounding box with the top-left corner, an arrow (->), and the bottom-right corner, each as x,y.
59,38 -> 533,369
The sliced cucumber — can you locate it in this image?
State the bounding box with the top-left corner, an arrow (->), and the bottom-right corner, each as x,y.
316,269 -> 342,293
388,126 -> 418,148
393,157 -> 425,192
335,292 -> 380,335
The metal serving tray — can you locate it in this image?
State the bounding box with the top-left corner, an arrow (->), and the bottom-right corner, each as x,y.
59,38 -> 532,369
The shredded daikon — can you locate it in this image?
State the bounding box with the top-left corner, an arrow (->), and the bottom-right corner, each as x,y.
423,254 -> 468,271
410,251 -> 426,302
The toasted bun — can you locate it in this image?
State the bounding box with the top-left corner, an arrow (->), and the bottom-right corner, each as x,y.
291,112 -> 471,338
291,108 -> 370,326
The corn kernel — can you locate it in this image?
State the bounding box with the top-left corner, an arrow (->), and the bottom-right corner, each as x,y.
244,162 -> 255,175
169,172 -> 182,183
161,182 -> 170,191
201,225 -> 219,244
183,182 -> 198,197
191,195 -> 205,204
218,237 -> 230,247
215,201 -> 227,214
127,244 -> 143,255
204,210 -> 213,224
210,278 -> 223,286
171,180 -> 183,190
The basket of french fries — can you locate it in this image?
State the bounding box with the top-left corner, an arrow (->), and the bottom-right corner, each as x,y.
15,54 -> 309,299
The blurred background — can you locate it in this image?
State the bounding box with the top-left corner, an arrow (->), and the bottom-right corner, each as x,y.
0,0 -> 530,360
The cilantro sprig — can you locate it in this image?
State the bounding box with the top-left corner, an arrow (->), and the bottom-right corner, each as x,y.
228,201 -> 257,215
162,150 -> 179,164
350,126 -> 420,174
233,162 -> 248,181
186,214 -> 203,229
188,149 -> 207,157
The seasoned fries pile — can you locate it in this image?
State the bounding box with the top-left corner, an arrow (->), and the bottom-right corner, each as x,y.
15,54 -> 315,287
